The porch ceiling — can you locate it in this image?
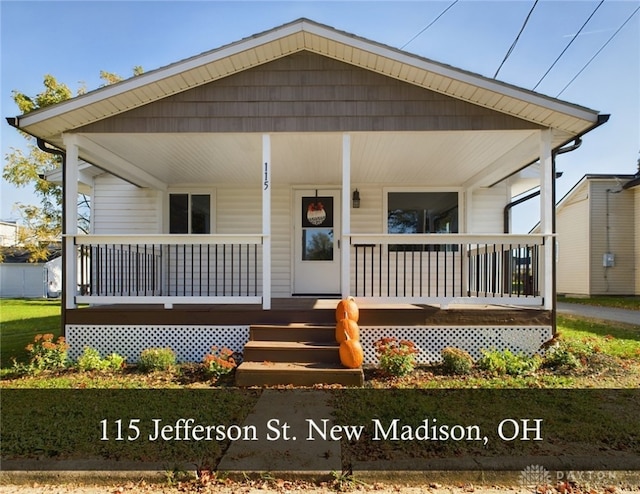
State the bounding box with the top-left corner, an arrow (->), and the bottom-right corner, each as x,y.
77,129 -> 539,188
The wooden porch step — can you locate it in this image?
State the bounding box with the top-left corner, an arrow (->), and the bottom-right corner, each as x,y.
249,324 -> 335,343
236,323 -> 363,387
243,340 -> 340,363
235,362 -> 363,387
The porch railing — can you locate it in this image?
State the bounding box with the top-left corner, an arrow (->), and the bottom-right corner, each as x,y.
70,233 -> 547,308
73,234 -> 263,306
350,234 -> 546,306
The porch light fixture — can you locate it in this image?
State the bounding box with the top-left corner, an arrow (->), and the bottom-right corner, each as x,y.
352,189 -> 361,208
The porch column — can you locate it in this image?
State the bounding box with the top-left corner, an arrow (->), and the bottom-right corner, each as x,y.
262,134 -> 271,310
62,134 -> 79,310
539,129 -> 553,310
341,134 -> 351,298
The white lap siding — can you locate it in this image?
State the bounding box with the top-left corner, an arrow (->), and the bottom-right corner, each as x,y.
92,174 -> 161,234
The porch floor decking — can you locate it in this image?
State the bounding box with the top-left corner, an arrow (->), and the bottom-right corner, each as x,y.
66,298 -> 552,326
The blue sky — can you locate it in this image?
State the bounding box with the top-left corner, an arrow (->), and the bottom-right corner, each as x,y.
1,0 -> 638,232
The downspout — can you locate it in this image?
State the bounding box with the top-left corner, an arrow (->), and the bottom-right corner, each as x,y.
36,138 -> 68,334
502,136 -> 581,335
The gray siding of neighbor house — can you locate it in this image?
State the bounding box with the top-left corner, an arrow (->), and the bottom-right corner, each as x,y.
589,180 -> 636,295
76,52 -> 543,134
556,181 -> 590,296
636,188 -> 640,295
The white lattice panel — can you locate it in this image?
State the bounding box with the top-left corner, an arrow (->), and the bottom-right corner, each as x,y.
359,326 -> 552,364
66,325 -> 249,363
67,325 -> 551,365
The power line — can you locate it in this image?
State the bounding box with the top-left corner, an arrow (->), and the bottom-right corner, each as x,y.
494,0 -> 539,79
532,0 -> 605,91
401,0 -> 459,50
557,5 -> 640,97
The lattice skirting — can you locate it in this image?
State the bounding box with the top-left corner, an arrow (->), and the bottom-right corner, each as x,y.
359,326 -> 553,364
66,325 -> 250,363
67,325 -> 552,364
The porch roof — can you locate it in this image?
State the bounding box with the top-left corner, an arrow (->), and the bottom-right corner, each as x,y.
8,18 -> 604,190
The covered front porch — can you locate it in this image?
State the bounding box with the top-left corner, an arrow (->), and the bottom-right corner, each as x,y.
62,129 -> 558,313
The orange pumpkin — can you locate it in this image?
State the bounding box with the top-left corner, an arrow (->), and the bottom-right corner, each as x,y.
335,297 -> 359,322
339,334 -> 364,369
335,318 -> 360,344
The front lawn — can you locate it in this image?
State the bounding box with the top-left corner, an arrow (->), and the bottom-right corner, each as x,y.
0,298 -> 61,367
559,295 -> 640,310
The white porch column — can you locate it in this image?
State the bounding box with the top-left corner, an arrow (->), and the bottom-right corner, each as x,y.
341,134 -> 351,298
63,135 -> 79,310
539,129 -> 553,310
262,134 -> 271,310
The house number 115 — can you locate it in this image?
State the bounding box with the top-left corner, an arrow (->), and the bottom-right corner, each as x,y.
99,418 -> 141,441
264,162 -> 269,190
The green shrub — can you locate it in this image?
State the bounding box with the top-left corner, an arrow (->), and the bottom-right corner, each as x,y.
104,353 -> 126,371
138,347 -> 176,372
440,347 -> 474,375
477,349 -> 541,376
77,347 -> 104,371
374,337 -> 419,377
77,347 -> 126,372
543,339 -> 596,371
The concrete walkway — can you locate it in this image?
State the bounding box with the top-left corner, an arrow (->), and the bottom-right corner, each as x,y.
556,302 -> 640,326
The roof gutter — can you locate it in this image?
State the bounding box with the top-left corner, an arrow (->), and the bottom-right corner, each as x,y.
490,113 -> 610,189
622,160 -> 640,190
501,112 -> 610,233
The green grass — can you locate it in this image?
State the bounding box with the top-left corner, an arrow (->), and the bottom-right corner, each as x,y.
0,298 -> 62,367
558,295 -> 640,310
557,314 -> 640,359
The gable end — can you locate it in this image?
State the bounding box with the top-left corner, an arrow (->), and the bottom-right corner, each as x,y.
76,52 -> 544,134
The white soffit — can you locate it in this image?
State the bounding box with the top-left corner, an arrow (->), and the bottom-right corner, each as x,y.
15,19 -> 600,143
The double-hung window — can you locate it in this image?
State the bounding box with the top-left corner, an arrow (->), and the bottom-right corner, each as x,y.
387,191 -> 459,250
169,193 -> 212,234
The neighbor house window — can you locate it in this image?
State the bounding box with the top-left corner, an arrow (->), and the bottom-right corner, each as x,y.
169,193 -> 211,234
387,191 -> 459,250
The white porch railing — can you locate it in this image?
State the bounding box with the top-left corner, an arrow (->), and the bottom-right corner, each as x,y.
349,234 -> 548,307
73,234 -> 264,307
70,233 -> 549,308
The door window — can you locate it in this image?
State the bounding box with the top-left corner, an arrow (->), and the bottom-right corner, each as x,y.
301,196 -> 334,261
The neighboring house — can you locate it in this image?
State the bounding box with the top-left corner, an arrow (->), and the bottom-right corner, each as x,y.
6,19 -> 608,383
554,173 -> 640,297
0,220 -> 19,247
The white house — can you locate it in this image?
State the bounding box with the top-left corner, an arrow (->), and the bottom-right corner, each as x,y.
6,19 -> 607,385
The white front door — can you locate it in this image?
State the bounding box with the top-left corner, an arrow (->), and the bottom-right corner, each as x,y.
293,189 -> 341,295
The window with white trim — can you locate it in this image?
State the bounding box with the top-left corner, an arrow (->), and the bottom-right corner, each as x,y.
387,191 -> 459,250
169,193 -> 212,234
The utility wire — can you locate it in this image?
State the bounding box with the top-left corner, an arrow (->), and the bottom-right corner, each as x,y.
494,0 -> 539,79
532,0 -> 605,91
401,0 -> 459,50
557,5 -> 640,97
